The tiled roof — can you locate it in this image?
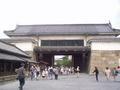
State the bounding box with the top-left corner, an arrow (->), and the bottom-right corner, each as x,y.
0,40 -> 33,62
88,38 -> 120,43
0,53 -> 25,61
0,40 -> 30,57
0,38 -> 37,43
4,23 -> 120,36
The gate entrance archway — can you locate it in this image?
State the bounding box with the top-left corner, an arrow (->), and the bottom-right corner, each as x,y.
34,46 -> 91,73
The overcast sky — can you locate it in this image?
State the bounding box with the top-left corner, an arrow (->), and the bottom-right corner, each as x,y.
0,0 -> 120,38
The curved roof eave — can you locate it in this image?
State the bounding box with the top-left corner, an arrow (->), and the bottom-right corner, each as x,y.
0,40 -> 31,58
4,32 -> 120,37
4,23 -> 120,37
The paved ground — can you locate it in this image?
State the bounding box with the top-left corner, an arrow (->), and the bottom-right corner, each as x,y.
0,74 -> 120,90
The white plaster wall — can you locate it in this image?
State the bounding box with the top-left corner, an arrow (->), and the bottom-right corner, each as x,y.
91,42 -> 120,50
39,35 -> 85,40
38,35 -> 86,46
36,35 -> 114,47
12,35 -> 114,47
38,35 -> 113,40
12,42 -> 34,51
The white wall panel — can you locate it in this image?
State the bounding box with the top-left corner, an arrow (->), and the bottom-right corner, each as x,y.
13,42 -> 33,51
91,42 -> 120,50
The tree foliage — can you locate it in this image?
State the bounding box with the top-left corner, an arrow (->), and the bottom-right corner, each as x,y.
55,56 -> 72,67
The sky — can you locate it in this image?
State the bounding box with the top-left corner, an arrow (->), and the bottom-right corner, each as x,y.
0,0 -> 120,38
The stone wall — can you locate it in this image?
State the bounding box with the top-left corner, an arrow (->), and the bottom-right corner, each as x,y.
89,50 -> 120,73
0,75 -> 17,82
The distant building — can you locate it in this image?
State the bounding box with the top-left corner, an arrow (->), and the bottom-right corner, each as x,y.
0,40 -> 32,76
4,23 -> 120,73
1,38 -> 38,61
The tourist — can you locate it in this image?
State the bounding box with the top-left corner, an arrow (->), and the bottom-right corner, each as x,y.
117,66 -> 120,74
53,67 -> 59,80
30,65 -> 37,80
49,67 -> 54,80
93,66 -> 99,82
76,66 -> 80,77
60,66 -> 64,75
68,67 -> 72,75
104,67 -> 111,80
111,67 -> 118,81
48,66 -> 51,79
42,69 -> 46,79
71,67 -> 75,74
36,65 -> 40,80
45,68 -> 48,79
16,63 -> 26,90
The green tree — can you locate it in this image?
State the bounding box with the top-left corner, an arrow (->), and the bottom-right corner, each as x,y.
56,56 -> 72,67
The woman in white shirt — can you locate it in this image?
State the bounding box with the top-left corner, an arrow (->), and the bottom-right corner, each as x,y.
105,67 -> 111,80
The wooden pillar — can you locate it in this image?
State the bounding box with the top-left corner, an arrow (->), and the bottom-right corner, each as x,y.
10,62 -> 13,74
4,62 -> 6,75
51,55 -> 54,66
85,52 -> 90,73
39,53 -> 43,62
36,52 -> 39,62
1,61 -> 4,76
0,62 -> 1,76
82,52 -> 86,72
72,55 -> 74,67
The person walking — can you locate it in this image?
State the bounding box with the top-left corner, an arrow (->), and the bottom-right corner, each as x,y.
16,63 -> 26,90
30,65 -> 37,80
53,67 -> 59,80
36,65 -> 40,80
111,67 -> 118,81
104,67 -> 111,80
49,67 -> 54,80
93,66 -> 99,82
76,66 -> 80,77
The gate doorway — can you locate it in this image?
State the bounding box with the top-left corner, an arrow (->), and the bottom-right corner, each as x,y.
34,46 -> 91,73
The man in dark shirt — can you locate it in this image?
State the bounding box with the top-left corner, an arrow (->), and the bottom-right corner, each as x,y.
16,63 -> 25,90
93,66 -> 99,82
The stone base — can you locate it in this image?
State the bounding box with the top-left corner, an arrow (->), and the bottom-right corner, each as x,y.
89,50 -> 120,73
0,75 -> 17,82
